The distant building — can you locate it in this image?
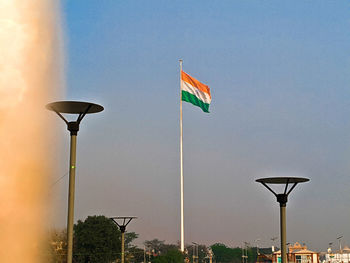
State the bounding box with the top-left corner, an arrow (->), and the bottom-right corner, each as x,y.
272,242 -> 319,263
325,246 -> 350,263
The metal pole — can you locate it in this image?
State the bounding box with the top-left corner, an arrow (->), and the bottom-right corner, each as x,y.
110,217 -> 136,263
280,204 -> 287,263
67,134 -> 77,263
47,101 -> 104,263
193,245 -> 195,263
246,244 -> 248,263
242,244 -> 244,263
256,178 -> 309,263
121,231 -> 125,263
179,59 -> 185,252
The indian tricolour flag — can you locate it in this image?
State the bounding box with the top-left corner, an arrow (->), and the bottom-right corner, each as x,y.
181,71 -> 211,113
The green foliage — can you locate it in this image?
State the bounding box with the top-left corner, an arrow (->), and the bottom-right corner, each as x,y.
144,238 -> 178,255
144,239 -> 165,253
152,256 -> 168,263
124,231 -> 138,249
73,215 -> 120,263
211,243 -> 248,263
73,215 -> 138,263
126,246 -> 145,263
143,240 -> 184,263
185,243 -> 209,263
153,249 -> 184,263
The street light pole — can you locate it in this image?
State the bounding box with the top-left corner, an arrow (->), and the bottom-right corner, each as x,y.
208,247 -> 213,263
67,130 -> 77,263
243,242 -> 249,263
255,239 -> 260,256
46,101 -> 103,263
192,242 -> 199,263
242,242 -> 248,263
279,196 -> 287,263
271,237 -> 278,252
337,236 -> 343,262
110,216 -> 137,263
192,244 -> 195,263
256,177 -> 309,263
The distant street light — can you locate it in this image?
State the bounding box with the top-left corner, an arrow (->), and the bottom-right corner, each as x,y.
337,235 -> 343,262
207,247 -> 213,263
242,242 -> 250,263
192,242 -> 199,263
110,216 -> 137,263
256,177 -> 309,263
271,237 -> 278,252
46,101 -> 103,263
337,236 -> 343,252
255,238 -> 261,256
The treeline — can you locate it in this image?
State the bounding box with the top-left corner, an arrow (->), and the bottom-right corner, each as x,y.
211,243 -> 260,263
48,215 -> 271,263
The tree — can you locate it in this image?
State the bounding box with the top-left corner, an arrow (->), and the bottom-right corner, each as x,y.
211,243 -> 243,263
144,238 -> 178,255
126,246 -> 145,263
185,244 -> 209,263
124,231 -> 139,250
73,215 -> 138,263
153,249 -> 184,263
73,215 -> 119,263
144,239 -> 165,254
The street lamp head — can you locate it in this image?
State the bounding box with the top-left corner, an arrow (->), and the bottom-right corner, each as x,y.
46,101 -> 104,135
256,177 -> 309,184
256,177 -> 309,206
110,216 -> 137,233
46,101 -> 104,114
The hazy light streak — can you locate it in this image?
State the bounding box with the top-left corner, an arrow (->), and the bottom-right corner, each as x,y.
0,1 -> 62,262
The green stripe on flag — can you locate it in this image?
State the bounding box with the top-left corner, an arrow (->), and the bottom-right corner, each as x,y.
182,90 -> 210,113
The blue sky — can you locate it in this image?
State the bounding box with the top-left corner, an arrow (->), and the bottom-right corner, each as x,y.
52,0 -> 350,251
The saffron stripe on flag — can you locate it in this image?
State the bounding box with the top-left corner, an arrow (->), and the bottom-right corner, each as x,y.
181,71 -> 211,97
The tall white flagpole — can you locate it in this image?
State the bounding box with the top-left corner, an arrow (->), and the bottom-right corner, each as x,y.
179,59 -> 185,252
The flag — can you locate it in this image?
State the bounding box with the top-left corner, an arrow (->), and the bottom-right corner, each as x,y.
181,71 -> 211,113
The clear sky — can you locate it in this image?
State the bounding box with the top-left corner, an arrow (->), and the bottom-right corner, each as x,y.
51,0 -> 350,251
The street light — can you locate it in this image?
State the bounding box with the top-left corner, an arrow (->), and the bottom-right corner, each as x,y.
242,242 -> 250,263
337,236 -> 343,252
337,236 -> 343,262
207,247 -> 213,263
110,216 -> 137,263
255,238 -> 261,256
46,101 -> 103,263
271,237 -> 278,252
192,242 -> 198,263
256,177 -> 309,263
